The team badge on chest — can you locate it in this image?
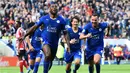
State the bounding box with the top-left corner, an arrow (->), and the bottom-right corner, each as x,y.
57,20 -> 60,23
99,28 -> 102,31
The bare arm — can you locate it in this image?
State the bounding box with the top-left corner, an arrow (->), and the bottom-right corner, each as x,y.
80,33 -> 92,39
26,36 -> 34,51
63,30 -> 70,52
26,36 -> 32,48
105,25 -> 110,36
24,25 -> 39,39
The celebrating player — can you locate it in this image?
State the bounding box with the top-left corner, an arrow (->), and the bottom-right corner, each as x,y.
26,25 -> 44,73
23,1 -> 70,73
80,13 -> 109,73
64,16 -> 82,73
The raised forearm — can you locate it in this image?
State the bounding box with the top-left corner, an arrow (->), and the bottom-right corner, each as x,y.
64,33 -> 70,48
80,34 -> 88,39
63,30 -> 70,51
26,36 -> 32,48
24,25 -> 38,39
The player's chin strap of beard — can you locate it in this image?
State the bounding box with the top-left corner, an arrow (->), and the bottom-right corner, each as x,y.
92,22 -> 98,25
92,22 -> 98,28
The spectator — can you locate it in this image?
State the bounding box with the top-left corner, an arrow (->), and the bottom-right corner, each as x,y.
113,45 -> 123,65
122,44 -> 130,60
104,43 -> 111,65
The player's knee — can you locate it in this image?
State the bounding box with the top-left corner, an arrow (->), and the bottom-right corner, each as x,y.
94,54 -> 101,64
75,62 -> 80,65
66,63 -> 71,70
45,55 -> 51,60
35,57 -> 41,62
75,60 -> 80,65
44,54 -> 51,60
44,50 -> 51,57
94,60 -> 100,64
88,61 -> 94,66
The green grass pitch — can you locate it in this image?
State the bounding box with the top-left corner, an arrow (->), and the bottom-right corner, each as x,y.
0,64 -> 130,73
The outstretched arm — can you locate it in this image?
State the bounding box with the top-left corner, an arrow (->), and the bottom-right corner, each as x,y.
24,25 -> 38,39
80,33 -> 92,39
79,26 -> 91,39
26,36 -> 34,51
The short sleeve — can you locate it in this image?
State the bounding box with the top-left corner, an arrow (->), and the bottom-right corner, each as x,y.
35,17 -> 44,27
101,22 -> 108,30
82,25 -> 88,35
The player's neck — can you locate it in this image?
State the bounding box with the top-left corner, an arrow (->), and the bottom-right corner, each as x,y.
50,14 -> 57,20
72,27 -> 78,33
92,24 -> 98,29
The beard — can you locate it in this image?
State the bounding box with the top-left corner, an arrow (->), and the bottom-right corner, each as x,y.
50,10 -> 58,15
92,22 -> 98,28
92,22 -> 98,25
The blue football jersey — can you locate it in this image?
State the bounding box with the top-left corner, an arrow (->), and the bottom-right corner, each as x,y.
31,28 -> 43,50
35,14 -> 66,48
82,22 -> 108,50
68,27 -> 82,52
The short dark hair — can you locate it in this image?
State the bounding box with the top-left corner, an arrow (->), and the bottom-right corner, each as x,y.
70,16 -> 80,27
70,16 -> 80,23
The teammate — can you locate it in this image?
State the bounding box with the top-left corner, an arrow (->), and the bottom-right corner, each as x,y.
23,1 -> 70,73
80,13 -> 109,73
15,21 -> 30,73
26,25 -> 44,73
64,16 -> 82,73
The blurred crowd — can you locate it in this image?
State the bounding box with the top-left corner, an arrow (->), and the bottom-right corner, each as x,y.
0,0 -> 130,39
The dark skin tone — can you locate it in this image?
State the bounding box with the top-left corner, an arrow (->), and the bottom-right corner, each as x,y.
24,3 -> 70,67
15,21 -> 25,60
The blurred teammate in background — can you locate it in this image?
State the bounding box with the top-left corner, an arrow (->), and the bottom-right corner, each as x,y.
26,25 -> 44,73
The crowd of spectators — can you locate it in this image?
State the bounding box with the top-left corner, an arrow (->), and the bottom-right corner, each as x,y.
0,0 -> 130,39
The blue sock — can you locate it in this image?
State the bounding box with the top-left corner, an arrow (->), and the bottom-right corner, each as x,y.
44,61 -> 50,73
30,65 -> 34,70
66,69 -> 71,73
89,65 -> 94,73
33,62 -> 40,73
95,64 -> 100,73
73,64 -> 80,73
